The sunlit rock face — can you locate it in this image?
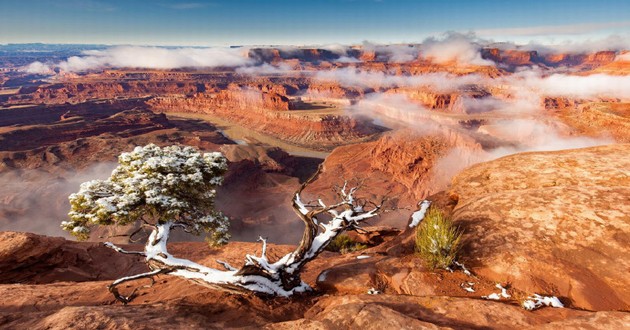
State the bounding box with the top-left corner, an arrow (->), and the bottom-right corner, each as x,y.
450,144 -> 630,311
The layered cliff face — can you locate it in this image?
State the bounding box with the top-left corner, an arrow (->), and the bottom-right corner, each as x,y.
556,101 -> 630,143
481,48 -> 618,70
147,91 -> 383,150
9,80 -> 210,104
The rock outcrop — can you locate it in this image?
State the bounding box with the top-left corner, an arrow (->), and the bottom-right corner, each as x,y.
449,144 -> 630,311
310,129 -> 484,209
0,232 -> 144,283
1,231 -> 628,329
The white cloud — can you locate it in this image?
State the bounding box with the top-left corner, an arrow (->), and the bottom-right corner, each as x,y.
236,63 -> 294,75
513,71 -> 630,98
486,35 -> 630,54
530,36 -> 630,54
318,43 -> 351,55
420,33 -> 494,66
315,68 -> 484,91
348,93 -> 436,130
24,61 -> 54,74
352,93 -> 612,189
361,42 -> 421,63
29,46 -> 253,73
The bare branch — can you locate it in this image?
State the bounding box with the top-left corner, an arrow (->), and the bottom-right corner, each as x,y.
258,236 -> 268,260
103,242 -> 146,256
217,260 -> 237,271
108,268 -> 172,304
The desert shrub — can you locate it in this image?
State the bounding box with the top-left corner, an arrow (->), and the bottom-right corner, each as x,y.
415,208 -> 462,269
326,234 -> 368,254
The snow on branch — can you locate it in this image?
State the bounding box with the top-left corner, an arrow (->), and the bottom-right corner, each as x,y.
103,242 -> 146,256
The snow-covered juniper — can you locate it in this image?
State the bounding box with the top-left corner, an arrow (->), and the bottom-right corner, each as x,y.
63,144 -> 384,303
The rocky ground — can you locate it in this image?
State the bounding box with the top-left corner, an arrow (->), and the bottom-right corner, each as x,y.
0,145 -> 628,329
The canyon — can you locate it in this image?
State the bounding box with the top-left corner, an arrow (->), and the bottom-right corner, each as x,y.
0,42 -> 629,328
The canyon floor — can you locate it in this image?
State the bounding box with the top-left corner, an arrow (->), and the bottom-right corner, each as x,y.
1,44 -> 629,328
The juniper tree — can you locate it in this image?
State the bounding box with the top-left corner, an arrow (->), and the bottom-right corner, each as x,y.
63,144 -> 384,303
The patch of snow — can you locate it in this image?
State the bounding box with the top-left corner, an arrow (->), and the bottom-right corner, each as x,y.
409,200 -> 432,228
522,294 -> 564,310
481,284 -> 511,300
482,293 -> 501,300
453,261 -> 472,276
461,282 -> 475,292
367,287 -> 381,295
496,283 -> 511,298
317,270 -> 329,282
356,255 -> 371,260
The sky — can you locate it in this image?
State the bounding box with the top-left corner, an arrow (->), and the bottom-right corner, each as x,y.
1,0 -> 630,46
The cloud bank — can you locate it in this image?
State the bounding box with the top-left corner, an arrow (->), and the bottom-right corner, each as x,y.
235,63 -> 294,76
489,35 -> 630,55
419,33 -> 494,66
26,46 -> 253,73
315,68 -> 484,91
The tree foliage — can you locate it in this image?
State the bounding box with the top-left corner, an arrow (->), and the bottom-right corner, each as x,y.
62,144 -> 229,244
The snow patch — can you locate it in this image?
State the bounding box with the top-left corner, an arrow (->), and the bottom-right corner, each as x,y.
317,270 -> 330,282
409,200 -> 432,228
522,294 -> 564,310
453,261 -> 472,276
367,288 -> 381,295
482,293 -> 501,300
482,284 -> 511,300
461,282 -> 475,293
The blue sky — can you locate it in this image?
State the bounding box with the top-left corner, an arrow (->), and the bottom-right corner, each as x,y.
1,0 -> 629,46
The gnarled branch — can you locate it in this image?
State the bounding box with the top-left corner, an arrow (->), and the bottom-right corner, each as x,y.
106,165 -> 386,302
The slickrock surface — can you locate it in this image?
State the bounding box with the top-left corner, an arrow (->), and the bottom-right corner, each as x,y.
1,231 -> 628,329
450,144 -> 630,311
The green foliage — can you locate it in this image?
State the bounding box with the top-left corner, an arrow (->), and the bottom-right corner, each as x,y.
326,234 -> 368,254
415,208 -> 462,270
62,144 -> 230,242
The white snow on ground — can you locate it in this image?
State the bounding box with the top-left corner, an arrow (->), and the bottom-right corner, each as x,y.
522,294 -> 564,310
453,261 -> 472,276
481,284 -> 510,300
482,293 -> 501,300
317,270 -> 330,282
356,255 -> 371,260
496,283 -> 511,298
367,288 -> 381,295
461,282 -> 475,292
409,200 -> 432,228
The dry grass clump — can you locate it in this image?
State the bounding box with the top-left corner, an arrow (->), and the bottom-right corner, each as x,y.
326,234 -> 368,254
415,208 -> 462,270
